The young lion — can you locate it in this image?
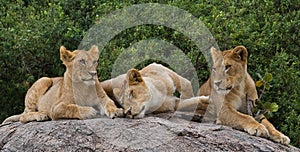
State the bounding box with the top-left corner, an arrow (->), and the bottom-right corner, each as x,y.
2,46 -> 123,124
101,63 -> 208,118
197,46 -> 290,144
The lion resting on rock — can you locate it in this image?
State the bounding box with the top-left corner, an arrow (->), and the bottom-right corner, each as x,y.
197,46 -> 290,145
102,63 -> 209,118
3,45 -> 123,124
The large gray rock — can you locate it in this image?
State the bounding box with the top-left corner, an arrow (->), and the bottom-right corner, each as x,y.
0,113 -> 298,152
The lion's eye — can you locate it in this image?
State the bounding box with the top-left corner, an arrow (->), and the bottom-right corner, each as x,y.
79,59 -> 86,65
225,65 -> 231,71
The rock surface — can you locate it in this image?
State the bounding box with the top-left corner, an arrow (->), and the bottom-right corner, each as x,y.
0,113 -> 299,152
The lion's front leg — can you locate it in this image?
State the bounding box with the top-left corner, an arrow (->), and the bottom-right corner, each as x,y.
98,97 -> 124,118
219,105 -> 269,137
257,115 -> 290,145
50,102 -> 97,120
96,81 -> 124,118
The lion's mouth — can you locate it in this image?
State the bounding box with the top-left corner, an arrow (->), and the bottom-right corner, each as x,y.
225,86 -> 232,90
218,88 -> 231,91
216,87 -> 232,95
82,78 -> 95,81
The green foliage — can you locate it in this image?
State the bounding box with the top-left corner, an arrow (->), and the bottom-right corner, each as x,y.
255,72 -> 279,119
0,0 -> 299,147
266,52 -> 300,146
256,72 -> 273,90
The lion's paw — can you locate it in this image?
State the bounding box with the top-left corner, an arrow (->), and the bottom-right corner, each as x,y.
20,112 -> 49,123
271,132 -> 290,145
79,107 -> 97,119
105,107 -> 124,119
35,113 -> 49,122
245,123 -> 269,137
20,115 -> 30,123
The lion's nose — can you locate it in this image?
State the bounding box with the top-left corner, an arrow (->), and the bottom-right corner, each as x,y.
214,80 -> 222,87
89,71 -> 97,77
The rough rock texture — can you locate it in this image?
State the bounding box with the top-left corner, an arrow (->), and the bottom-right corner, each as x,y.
0,113 -> 299,152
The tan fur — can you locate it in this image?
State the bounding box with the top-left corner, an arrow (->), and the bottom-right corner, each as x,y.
2,46 -> 123,124
102,63 -> 209,118
197,46 -> 290,145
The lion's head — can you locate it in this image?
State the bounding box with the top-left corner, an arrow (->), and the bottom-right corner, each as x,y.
210,46 -> 248,95
113,69 -> 151,118
60,45 -> 99,85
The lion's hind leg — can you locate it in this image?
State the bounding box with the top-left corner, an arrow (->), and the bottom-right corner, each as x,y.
21,77 -> 53,123
257,115 -> 290,145
176,96 -> 209,113
24,77 -> 53,112
20,112 -> 49,123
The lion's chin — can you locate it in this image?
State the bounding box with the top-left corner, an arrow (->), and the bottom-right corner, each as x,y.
216,88 -> 231,95
82,79 -> 96,85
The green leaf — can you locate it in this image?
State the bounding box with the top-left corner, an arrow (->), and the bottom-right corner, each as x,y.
265,112 -> 273,119
270,102 -> 279,112
256,100 -> 263,107
263,102 -> 272,110
265,83 -> 271,90
255,80 -> 263,87
256,73 -> 263,80
263,72 -> 273,82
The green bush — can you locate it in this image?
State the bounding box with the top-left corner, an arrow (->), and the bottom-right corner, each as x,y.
0,0 -> 299,147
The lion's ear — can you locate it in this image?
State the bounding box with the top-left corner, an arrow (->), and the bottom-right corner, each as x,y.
89,45 -> 99,57
126,69 -> 143,85
210,46 -> 220,63
233,45 -> 248,62
60,46 -> 75,63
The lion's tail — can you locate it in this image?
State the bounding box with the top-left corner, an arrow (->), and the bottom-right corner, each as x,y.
2,113 -> 24,124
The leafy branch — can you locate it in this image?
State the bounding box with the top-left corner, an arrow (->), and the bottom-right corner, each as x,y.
254,72 -> 279,119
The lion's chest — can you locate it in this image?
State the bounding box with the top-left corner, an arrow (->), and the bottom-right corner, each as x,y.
73,86 -> 99,106
226,89 -> 245,111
